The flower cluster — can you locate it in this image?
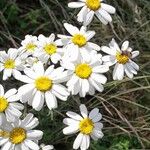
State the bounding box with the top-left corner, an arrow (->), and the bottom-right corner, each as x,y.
0,0 -> 140,150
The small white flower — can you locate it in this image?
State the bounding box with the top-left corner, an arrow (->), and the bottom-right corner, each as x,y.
40,143 -> 54,150
18,35 -> 38,59
25,56 -> 40,68
17,62 -> 70,111
34,34 -> 63,64
0,84 -> 24,124
101,39 -> 140,80
0,113 -> 43,150
57,23 -> 100,61
63,104 -> 104,150
61,56 -> 109,97
0,49 -> 25,80
68,0 -> 116,26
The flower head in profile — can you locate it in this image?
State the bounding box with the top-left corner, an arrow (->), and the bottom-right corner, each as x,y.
18,35 -> 38,59
0,113 -> 43,150
0,48 -> 25,80
17,62 -> 70,111
101,39 -> 140,80
61,55 -> 109,97
68,0 -> 116,26
34,34 -> 63,64
63,104 -> 103,150
0,84 -> 24,124
57,23 -> 100,61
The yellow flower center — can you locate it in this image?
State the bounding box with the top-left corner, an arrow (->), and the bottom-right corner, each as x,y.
79,118 -> 94,135
116,51 -> 130,64
26,43 -> 36,51
86,0 -> 101,11
4,59 -> 15,69
0,97 -> 8,112
75,63 -> 92,79
35,76 -> 53,92
72,34 -> 87,47
44,44 -> 57,55
0,130 -> 10,138
9,128 -> 26,144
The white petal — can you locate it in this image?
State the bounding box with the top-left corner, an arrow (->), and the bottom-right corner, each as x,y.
91,73 -> 107,84
33,62 -> 44,76
85,31 -> 95,41
17,75 -> 34,83
21,113 -> 34,126
0,138 -> 8,146
24,68 -> 37,79
89,108 -> 99,119
101,46 -> 116,55
32,91 -> 44,111
3,69 -> 12,80
81,79 -> 90,97
101,3 -> 116,14
80,135 -> 88,150
89,78 -> 104,92
27,130 -> 43,140
4,89 -> 17,98
84,11 -> 94,26
80,104 -> 88,118
130,60 -> 139,71
92,65 -> 109,73
86,42 -> 100,51
77,6 -> 88,23
92,129 -> 104,139
1,141 -> 12,150
99,9 -> 112,22
92,113 -> 102,122
73,133 -> 83,150
18,84 -> 34,99
21,143 -> 30,150
52,84 -> 69,96
68,2 -> 85,8
63,126 -> 79,135
0,113 -> 6,125
131,51 -> 139,59
63,118 -> 79,126
124,65 -> 133,79
45,91 -> 58,110
113,63 -> 124,80
66,111 -> 83,121
64,23 -> 79,35
45,65 -> 54,76
95,11 -> 108,25
0,84 -> 4,96
121,41 -> 129,51
24,139 -> 39,150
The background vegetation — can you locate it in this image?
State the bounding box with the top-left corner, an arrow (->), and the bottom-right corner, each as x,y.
0,0 -> 150,149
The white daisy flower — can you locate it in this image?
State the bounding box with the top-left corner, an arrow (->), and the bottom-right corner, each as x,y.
63,104 -> 104,150
57,23 -> 100,61
0,49 -> 25,80
68,0 -> 116,26
0,84 -> 24,124
61,56 -> 109,97
34,34 -> 63,64
101,39 -> 140,80
40,144 -> 54,150
17,62 -> 70,111
0,113 -> 43,150
18,35 -> 38,59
